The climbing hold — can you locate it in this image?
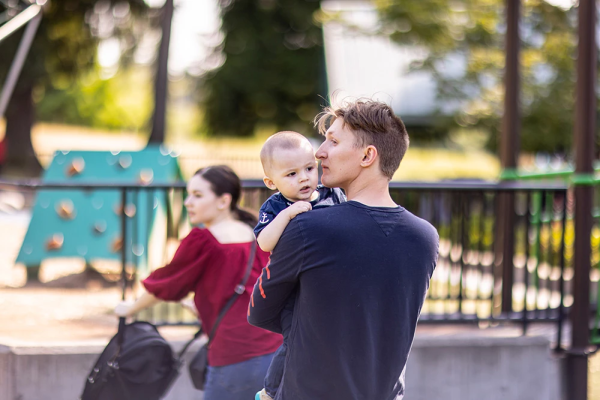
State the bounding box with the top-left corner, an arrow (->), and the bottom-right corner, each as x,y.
93,220 -> 107,234
114,203 -> 136,218
56,200 -> 76,220
65,157 -> 85,177
46,233 -> 64,251
118,155 -> 133,169
111,236 -> 123,252
138,169 -> 154,185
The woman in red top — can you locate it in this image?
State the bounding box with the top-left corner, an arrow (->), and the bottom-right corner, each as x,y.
115,165 -> 282,400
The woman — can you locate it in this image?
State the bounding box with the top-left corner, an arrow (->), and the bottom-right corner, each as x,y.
115,165 -> 282,400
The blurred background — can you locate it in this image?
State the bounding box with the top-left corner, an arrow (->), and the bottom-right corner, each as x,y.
2,0 -> 581,182
1,1 -> 599,399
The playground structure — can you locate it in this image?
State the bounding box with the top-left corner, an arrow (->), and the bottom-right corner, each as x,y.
16,146 -> 184,279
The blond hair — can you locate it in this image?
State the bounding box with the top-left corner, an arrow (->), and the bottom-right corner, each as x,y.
314,99 -> 409,180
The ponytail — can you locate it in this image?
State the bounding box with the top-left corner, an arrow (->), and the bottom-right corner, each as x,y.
233,206 -> 258,227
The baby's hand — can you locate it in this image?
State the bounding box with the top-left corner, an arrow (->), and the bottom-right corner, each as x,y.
285,201 -> 312,220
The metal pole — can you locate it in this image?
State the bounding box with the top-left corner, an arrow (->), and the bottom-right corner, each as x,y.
569,0 -> 596,398
497,0 -> 521,314
0,7 -> 42,119
147,0 -> 174,144
0,4 -> 41,43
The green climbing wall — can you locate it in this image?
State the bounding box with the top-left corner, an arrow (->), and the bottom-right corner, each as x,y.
16,145 -> 184,274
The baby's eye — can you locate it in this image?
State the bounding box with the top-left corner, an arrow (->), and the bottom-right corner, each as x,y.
307,166 -> 314,171
287,172 -> 296,177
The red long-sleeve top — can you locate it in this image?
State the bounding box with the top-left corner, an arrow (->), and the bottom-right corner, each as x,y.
143,228 -> 282,366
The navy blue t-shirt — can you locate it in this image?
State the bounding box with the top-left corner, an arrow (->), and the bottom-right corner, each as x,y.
248,201 -> 439,400
253,185 -> 346,238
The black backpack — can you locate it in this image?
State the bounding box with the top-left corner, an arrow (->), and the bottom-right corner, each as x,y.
80,320 -> 201,400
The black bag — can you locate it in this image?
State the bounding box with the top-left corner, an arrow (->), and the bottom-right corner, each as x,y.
188,240 -> 258,390
188,343 -> 209,390
81,320 -> 183,400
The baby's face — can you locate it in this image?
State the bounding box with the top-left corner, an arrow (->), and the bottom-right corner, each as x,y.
267,145 -> 319,202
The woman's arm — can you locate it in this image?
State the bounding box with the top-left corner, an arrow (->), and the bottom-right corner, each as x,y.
115,291 -> 161,317
258,201 -> 312,252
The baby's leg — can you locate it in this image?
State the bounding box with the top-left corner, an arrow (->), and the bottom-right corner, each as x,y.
262,297 -> 295,398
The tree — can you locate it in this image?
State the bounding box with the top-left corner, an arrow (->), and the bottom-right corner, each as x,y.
374,0 -> 579,154
201,0 -> 325,137
0,0 -> 149,176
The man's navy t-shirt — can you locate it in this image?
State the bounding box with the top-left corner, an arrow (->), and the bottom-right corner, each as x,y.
248,201 -> 438,400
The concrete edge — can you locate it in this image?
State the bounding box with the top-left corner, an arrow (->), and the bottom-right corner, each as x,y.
412,334 -> 551,348
4,338 -> 206,355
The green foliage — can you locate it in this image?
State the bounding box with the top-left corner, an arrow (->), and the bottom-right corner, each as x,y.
0,0 -> 152,118
36,66 -> 153,131
375,0 -> 580,153
201,0 -> 325,137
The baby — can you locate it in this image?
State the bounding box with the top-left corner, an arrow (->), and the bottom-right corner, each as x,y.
253,131 -> 345,400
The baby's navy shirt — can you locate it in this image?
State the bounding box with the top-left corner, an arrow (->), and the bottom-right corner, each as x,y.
253,185 -> 346,238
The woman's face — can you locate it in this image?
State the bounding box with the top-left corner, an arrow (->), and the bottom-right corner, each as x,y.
184,175 -> 228,226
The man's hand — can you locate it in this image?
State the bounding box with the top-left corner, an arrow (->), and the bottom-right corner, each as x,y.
285,201 -> 312,220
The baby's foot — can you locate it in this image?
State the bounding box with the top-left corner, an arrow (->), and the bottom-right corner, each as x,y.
255,389 -> 273,400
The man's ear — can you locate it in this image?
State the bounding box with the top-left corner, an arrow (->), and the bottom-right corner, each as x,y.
360,145 -> 378,168
263,176 -> 277,190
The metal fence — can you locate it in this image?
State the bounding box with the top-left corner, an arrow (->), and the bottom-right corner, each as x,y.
0,179 -> 571,346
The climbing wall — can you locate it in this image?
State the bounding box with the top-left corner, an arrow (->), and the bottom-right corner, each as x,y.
16,145 -> 184,275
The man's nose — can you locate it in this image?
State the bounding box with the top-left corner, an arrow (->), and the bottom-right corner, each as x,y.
315,143 -> 326,159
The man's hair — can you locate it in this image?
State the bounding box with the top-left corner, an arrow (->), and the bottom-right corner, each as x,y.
260,131 -> 312,174
314,99 -> 409,180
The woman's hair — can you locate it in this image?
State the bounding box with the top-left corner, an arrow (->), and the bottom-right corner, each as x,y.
193,165 -> 258,227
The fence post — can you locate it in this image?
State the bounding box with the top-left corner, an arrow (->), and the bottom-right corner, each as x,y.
496,0 -> 521,314
569,0 -> 597,398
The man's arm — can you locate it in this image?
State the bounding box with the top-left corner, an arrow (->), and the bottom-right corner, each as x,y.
257,201 -> 311,252
248,218 -> 305,333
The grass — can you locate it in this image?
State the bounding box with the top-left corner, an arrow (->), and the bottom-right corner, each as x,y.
28,123 -> 501,181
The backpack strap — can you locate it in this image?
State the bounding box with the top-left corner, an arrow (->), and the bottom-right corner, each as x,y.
178,240 -> 257,358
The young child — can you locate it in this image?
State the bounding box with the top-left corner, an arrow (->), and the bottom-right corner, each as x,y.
253,131 -> 345,400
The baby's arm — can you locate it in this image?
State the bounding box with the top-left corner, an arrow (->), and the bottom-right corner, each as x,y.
257,201 -> 312,252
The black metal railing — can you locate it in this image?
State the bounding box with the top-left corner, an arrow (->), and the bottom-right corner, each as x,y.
0,179 -> 570,344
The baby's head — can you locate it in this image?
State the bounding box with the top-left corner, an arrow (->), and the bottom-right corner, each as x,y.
260,131 -> 318,202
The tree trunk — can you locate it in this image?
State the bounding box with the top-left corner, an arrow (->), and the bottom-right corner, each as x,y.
147,0 -> 174,145
4,83 -> 42,177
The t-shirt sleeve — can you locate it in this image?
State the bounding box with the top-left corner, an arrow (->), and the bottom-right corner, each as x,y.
253,200 -> 278,238
247,219 -> 304,333
142,229 -> 209,301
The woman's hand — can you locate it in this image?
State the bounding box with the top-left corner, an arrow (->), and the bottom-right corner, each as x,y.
114,300 -> 134,317
181,298 -> 199,317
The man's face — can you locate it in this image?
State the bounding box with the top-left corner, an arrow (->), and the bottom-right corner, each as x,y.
315,117 -> 365,189
265,144 -> 319,202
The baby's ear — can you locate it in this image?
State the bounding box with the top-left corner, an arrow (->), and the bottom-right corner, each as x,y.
263,176 -> 277,190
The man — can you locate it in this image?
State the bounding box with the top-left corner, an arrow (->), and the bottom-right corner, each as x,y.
248,99 -> 439,400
